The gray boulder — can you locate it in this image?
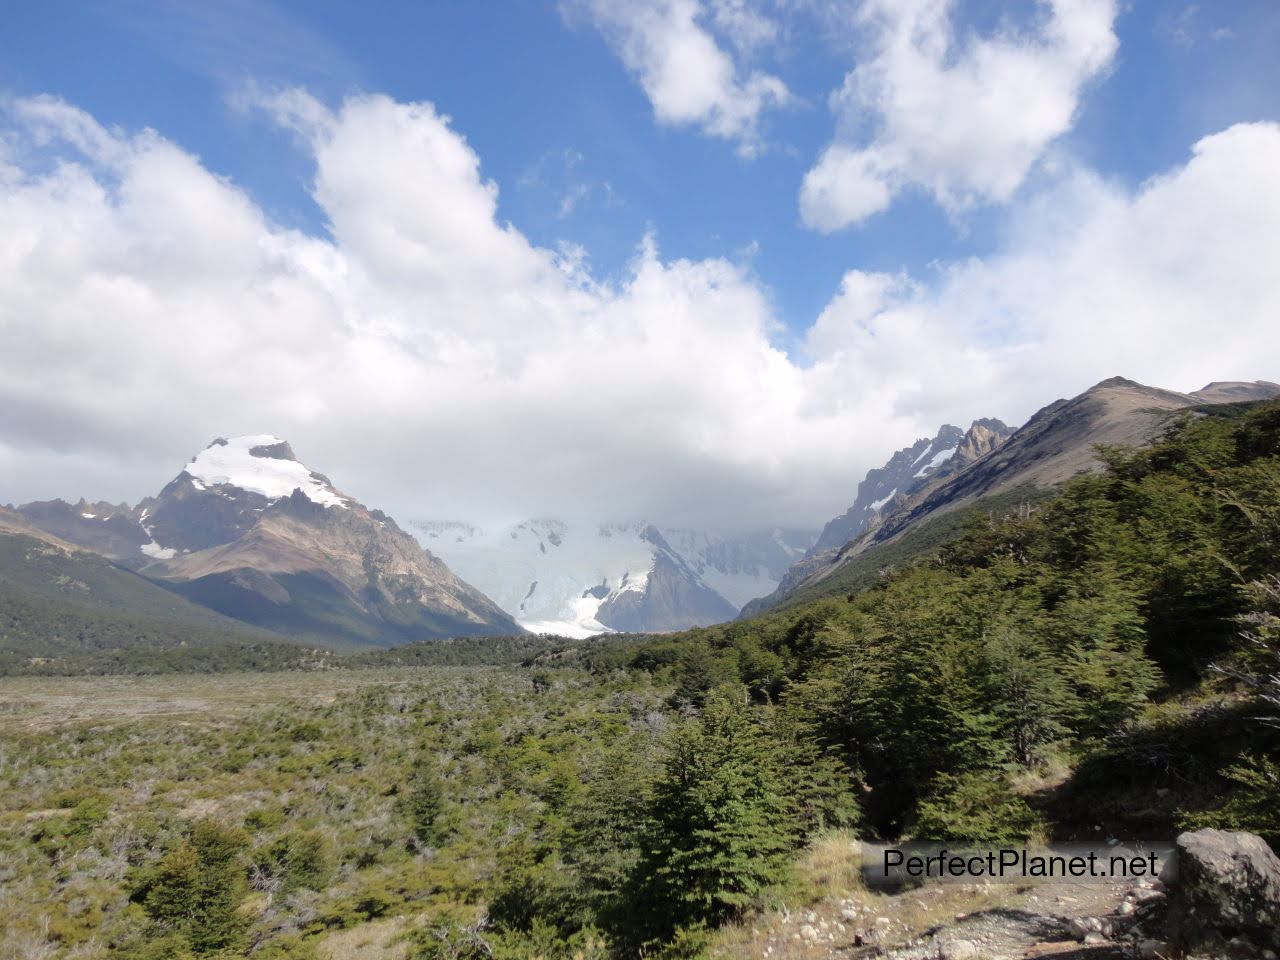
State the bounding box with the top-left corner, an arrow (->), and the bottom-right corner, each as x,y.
1171,829 -> 1280,950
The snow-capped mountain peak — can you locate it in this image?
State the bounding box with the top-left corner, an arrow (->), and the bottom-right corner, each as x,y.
181,436 -> 350,509
809,423 -> 973,555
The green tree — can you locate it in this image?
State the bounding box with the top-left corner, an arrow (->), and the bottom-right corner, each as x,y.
668,642 -> 737,709
131,819 -> 249,953
835,568 -> 1007,829
262,829 -> 331,894
562,746 -> 651,927
632,692 -> 795,936
405,765 -> 446,845
1053,573 -> 1158,739
911,771 -> 1044,842
1223,576 -> 1280,721
981,621 -> 1075,765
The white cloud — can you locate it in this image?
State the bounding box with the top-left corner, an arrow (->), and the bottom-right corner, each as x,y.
804,123 -> 1280,425
801,0 -> 1118,231
0,92 -> 884,529
0,95 -> 1278,537
563,0 -> 789,154
709,0 -> 780,55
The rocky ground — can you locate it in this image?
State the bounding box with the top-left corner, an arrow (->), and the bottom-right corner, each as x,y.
712,830 -> 1280,960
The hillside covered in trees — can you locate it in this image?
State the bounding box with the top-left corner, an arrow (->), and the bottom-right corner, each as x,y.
2,400 -> 1278,959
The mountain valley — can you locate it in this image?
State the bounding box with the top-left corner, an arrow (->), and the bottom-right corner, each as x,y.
5,384 -> 1280,960
7,378 -> 1278,655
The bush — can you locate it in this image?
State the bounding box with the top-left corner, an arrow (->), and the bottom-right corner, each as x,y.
1183,752 -> 1280,846
263,829 -> 331,893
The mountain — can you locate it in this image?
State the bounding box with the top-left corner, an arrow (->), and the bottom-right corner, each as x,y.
413,518 -> 813,637
15,436 -> 521,647
0,504 -> 321,673
747,377 -> 1280,614
1188,380 -> 1280,403
13,498 -> 152,564
808,419 -> 1013,556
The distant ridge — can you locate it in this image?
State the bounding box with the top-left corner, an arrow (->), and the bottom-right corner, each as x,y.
745,377 -> 1280,614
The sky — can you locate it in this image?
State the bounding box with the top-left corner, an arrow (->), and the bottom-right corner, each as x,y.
1,0 -> 1278,532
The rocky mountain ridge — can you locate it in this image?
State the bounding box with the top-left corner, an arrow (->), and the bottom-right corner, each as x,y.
746,377 -> 1280,614
809,418 -> 1014,556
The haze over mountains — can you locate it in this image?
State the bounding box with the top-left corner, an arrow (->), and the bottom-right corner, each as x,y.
2,377 -> 1277,657
414,519 -> 813,637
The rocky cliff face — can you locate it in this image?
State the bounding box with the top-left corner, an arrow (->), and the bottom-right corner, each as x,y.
749,416 -> 1014,616
12,499 -> 150,563
17,436 -> 521,646
809,420 -> 1013,558
593,530 -> 738,633
810,424 -> 965,556
949,417 -> 1012,469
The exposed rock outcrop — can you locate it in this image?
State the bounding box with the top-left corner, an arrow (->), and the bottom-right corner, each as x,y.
1168,828 -> 1280,954
592,527 -> 738,632
808,422 -> 967,555
950,417 -> 1013,469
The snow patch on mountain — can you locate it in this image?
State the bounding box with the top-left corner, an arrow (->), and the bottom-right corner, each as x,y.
914,447 -> 955,477
140,541 -> 177,560
869,488 -> 897,512
613,569 -> 649,595
182,435 -> 348,508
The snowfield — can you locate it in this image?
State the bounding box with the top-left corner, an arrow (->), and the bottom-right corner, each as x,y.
913,446 -> 956,478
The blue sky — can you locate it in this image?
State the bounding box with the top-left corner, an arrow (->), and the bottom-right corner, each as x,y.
2,1 -> 1279,529
6,0 -> 1275,334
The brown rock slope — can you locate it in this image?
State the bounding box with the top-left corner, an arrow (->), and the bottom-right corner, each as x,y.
144,489 -> 521,646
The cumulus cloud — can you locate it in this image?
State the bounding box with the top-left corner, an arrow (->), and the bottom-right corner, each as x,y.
708,0 -> 781,55
800,0 -> 1118,231
0,94 -> 1277,535
804,122 -> 1280,422
563,0 -> 789,154
0,92 -> 884,528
